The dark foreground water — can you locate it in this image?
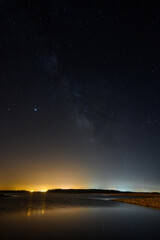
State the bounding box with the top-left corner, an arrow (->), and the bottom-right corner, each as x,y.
0,193 -> 160,240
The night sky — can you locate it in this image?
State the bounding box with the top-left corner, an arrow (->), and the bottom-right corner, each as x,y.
1,1 -> 160,191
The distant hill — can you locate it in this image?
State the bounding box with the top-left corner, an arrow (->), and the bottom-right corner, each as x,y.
47,189 -> 121,193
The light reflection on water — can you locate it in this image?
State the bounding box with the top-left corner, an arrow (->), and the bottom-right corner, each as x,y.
27,193 -> 46,217
0,193 -> 160,240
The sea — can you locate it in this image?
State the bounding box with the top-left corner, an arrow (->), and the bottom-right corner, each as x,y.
0,192 -> 160,240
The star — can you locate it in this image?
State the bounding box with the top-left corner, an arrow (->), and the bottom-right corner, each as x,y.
34,108 -> 38,112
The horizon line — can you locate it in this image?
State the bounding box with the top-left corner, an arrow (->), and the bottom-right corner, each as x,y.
0,188 -> 160,193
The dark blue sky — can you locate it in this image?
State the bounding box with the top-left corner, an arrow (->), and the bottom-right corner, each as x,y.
1,1 -> 160,191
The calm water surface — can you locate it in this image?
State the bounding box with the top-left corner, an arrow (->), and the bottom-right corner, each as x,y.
0,193 -> 160,240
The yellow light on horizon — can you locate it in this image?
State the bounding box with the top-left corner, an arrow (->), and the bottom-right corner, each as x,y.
29,189 -> 48,193
39,190 -> 47,192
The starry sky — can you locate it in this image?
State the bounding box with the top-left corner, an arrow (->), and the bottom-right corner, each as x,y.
1,1 -> 160,191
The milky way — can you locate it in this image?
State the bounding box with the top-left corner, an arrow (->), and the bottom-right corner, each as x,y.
1,1 -> 160,191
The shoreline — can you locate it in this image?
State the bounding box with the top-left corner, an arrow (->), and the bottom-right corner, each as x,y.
112,196 -> 160,209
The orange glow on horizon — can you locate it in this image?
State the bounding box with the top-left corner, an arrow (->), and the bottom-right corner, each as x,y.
29,189 -> 48,193
0,160 -> 90,192
39,189 -> 47,192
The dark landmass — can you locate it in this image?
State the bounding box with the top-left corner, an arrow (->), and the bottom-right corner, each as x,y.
0,193 -> 14,198
0,189 -> 159,195
47,189 -> 121,194
0,190 -> 29,197
0,189 -> 121,195
47,189 -> 160,194
0,190 -> 29,194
